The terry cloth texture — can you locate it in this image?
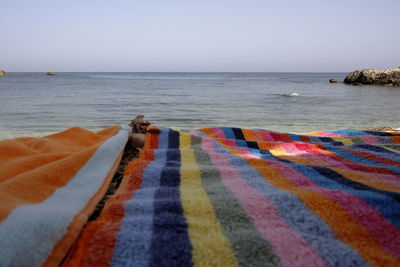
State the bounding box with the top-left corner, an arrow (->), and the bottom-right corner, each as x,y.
0,125 -> 130,267
64,127 -> 400,267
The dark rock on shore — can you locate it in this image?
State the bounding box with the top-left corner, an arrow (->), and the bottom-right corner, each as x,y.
344,67 -> 400,86
46,72 -> 57,76
0,69 -> 7,77
329,79 -> 338,83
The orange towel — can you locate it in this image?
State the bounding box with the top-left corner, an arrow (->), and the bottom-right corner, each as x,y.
0,125 -> 131,267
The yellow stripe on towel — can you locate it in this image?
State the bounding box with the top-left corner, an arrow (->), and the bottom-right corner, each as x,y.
179,133 -> 237,267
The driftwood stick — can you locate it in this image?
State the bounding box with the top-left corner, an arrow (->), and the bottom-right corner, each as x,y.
129,115 -> 151,133
128,115 -> 151,148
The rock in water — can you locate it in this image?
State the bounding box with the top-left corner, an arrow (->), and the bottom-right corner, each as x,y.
0,69 -> 6,77
329,79 -> 338,83
273,93 -> 299,97
46,72 -> 57,76
344,67 -> 400,86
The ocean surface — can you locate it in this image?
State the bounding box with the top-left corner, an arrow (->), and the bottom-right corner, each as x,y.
1,72 -> 399,140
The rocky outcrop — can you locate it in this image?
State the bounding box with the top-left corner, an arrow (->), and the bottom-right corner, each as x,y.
46,72 -> 57,76
0,69 -> 6,76
344,68 -> 400,86
329,79 -> 338,83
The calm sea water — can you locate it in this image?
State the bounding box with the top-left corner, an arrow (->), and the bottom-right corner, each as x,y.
0,72 -> 399,140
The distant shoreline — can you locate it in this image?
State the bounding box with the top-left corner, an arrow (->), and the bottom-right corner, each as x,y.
1,71 -> 349,74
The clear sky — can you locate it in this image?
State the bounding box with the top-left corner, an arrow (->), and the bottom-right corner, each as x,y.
1,0 -> 399,72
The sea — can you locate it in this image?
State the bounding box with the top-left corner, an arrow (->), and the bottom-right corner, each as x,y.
1,72 -> 399,140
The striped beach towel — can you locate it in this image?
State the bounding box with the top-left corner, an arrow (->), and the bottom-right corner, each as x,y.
65,127 -> 400,267
0,125 -> 130,267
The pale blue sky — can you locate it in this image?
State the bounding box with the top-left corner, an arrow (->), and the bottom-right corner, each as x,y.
1,0 -> 399,72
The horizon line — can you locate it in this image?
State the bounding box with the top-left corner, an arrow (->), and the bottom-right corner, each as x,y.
3,71 -> 349,73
